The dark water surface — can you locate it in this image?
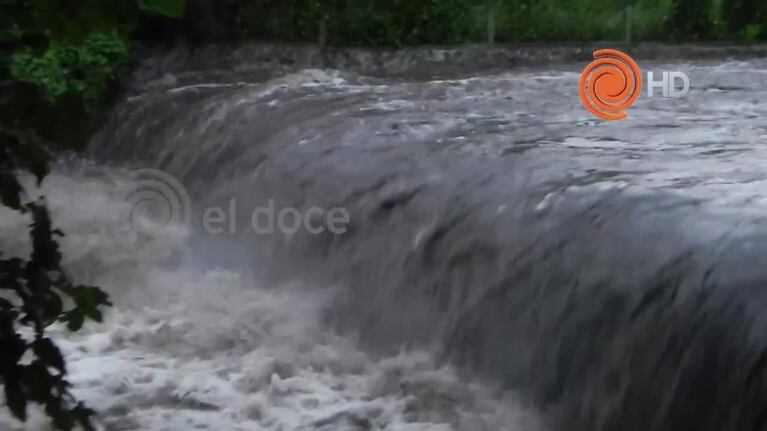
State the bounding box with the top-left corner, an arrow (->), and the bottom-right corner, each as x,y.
91,57 -> 767,431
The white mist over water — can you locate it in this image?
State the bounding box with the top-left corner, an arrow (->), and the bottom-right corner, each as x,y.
0,167 -> 544,431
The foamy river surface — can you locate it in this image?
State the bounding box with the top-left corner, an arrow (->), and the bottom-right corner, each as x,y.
1,57 -> 766,430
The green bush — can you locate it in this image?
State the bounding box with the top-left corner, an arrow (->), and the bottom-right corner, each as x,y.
501,0 -> 625,42
11,31 -> 129,102
721,0 -> 767,41
143,0 -> 767,46
667,0 -> 715,39
633,0 -> 674,41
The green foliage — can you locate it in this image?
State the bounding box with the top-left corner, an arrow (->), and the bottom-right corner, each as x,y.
330,0 -> 472,46
1,1 -> 186,429
174,0 -> 767,45
495,0 -> 765,42
288,0 -> 325,42
0,124 -> 112,431
632,0 -> 675,41
10,31 -> 130,102
500,0 -> 625,41
183,0 -> 472,47
138,0 -> 187,18
667,0 -> 714,39
0,116 -> 108,431
0,197 -> 112,430
721,0 -> 767,41
743,24 -> 763,42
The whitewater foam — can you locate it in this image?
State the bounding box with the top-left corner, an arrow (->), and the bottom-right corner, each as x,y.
0,167 -> 543,431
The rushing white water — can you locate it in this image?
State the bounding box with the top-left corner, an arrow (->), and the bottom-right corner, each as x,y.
0,168 -> 544,431
4,55 -> 767,430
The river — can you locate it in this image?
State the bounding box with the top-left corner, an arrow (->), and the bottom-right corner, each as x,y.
1,48 -> 766,430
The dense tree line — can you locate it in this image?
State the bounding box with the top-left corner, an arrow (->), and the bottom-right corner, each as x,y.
178,0 -> 767,46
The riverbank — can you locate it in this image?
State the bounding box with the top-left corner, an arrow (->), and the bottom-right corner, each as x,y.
130,42 -> 767,88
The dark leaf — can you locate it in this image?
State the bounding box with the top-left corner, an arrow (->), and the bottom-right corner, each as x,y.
0,172 -> 22,210
22,360 -> 55,402
0,333 -> 27,367
88,308 -> 103,323
0,297 -> 13,310
41,290 -> 64,324
27,155 -> 49,186
0,257 -> 25,289
2,132 -> 52,185
28,203 -> 62,270
64,309 -> 84,332
4,379 -> 27,421
66,285 -> 112,322
45,398 -> 75,431
72,403 -> 96,431
32,337 -> 65,372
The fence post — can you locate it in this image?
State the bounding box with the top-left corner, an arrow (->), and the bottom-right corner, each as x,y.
318,14 -> 328,48
623,0 -> 633,45
486,0 -> 497,44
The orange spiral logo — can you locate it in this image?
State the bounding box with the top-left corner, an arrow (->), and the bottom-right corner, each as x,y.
579,49 -> 642,121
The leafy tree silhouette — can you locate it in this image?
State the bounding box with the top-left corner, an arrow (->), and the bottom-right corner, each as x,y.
1,1 -> 185,428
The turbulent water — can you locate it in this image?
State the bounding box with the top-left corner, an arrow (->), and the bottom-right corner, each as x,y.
0,169 -> 543,431
2,52 -> 767,430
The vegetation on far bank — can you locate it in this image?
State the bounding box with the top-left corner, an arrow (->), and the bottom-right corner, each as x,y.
180,0 -> 766,46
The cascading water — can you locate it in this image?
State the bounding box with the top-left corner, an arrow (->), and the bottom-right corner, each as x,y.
0,167 -> 543,431
3,50 -> 767,430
